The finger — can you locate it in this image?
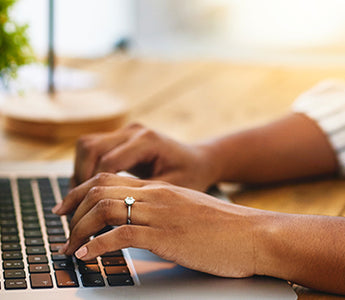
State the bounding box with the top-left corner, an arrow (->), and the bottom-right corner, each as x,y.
93,136 -> 157,177
74,124 -> 146,185
73,134 -> 106,185
65,199 -> 151,255
74,226 -> 158,260
69,186 -> 146,230
53,173 -> 146,215
73,131 -> 130,185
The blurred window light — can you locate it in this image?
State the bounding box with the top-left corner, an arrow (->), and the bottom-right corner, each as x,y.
133,0 -> 345,50
12,0 -> 134,58
228,0 -> 345,48
9,0 -> 345,62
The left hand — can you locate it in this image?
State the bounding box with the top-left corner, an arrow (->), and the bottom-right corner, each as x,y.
54,172 -> 267,278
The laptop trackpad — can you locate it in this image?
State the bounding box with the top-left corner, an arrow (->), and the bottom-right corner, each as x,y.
126,248 -> 297,300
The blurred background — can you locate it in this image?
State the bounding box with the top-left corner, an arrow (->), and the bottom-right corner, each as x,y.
2,0 -> 345,162
2,0 -> 345,143
11,0 -> 345,65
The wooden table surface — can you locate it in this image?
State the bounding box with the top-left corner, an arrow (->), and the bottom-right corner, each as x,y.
1,54 -> 345,299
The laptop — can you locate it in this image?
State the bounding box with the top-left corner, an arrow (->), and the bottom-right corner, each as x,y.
0,161 -> 297,299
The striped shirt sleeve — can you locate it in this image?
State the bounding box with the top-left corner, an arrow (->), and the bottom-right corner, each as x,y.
292,79 -> 345,176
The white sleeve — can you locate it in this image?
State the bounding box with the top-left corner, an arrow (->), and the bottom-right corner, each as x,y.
292,79 -> 345,176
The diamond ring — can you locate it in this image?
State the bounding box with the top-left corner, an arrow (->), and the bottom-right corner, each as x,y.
124,196 -> 136,224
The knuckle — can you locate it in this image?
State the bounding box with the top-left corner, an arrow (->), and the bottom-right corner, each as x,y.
127,123 -> 143,130
94,172 -> 112,185
149,185 -> 174,199
139,128 -> 157,141
76,135 -> 95,152
87,186 -> 104,199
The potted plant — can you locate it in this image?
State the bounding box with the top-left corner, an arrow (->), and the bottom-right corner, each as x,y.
0,0 -> 33,86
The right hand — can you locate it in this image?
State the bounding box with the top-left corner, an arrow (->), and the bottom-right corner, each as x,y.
72,123 -> 220,191
57,173 -> 262,279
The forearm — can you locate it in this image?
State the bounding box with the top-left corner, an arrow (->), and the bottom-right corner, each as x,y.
255,212 -> 345,295
199,113 -> 338,184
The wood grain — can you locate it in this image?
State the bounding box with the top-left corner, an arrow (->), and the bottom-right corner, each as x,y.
2,90 -> 128,140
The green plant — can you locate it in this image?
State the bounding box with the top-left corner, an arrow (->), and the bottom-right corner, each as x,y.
0,0 -> 33,83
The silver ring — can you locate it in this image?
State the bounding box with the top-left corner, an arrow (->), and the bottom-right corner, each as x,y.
124,196 -> 136,224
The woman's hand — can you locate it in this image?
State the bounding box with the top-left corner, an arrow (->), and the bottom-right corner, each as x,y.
55,172 -> 268,278
72,123 -> 220,191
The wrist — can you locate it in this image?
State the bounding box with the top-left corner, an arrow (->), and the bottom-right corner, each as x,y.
195,135 -> 244,185
221,204 -> 278,278
195,141 -> 225,186
253,211 -> 288,278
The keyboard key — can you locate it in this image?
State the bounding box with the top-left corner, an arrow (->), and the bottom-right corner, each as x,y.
23,222 -> 41,230
22,215 -> 38,222
19,195 -> 34,202
107,275 -> 134,286
44,214 -> 61,221
5,279 -> 27,290
26,246 -> 46,255
77,258 -> 98,265
2,235 -> 19,243
48,236 -> 67,243
45,220 -> 63,227
4,269 -> 26,279
1,227 -> 18,234
53,260 -> 74,270
28,255 -> 48,264
30,273 -> 53,289
50,243 -> 64,252
0,219 -> 17,227
3,260 -> 24,269
102,256 -> 126,266
2,251 -> 23,260
41,198 -> 55,205
58,177 -> 70,198
0,199 -> 14,205
25,238 -> 44,246
55,270 -> 79,287
29,264 -> 50,273
0,206 -> 15,213
24,230 -> 43,238
21,208 -> 38,216
81,273 -> 105,287
2,243 -> 21,251
47,227 -> 65,236
101,250 -> 123,257
52,254 -> 72,261
104,266 -> 130,275
79,264 -> 101,274
43,206 -> 56,214
20,202 -> 36,209
0,212 -> 15,219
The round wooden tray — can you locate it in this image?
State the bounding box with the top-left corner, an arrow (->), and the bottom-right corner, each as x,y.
1,91 -> 128,140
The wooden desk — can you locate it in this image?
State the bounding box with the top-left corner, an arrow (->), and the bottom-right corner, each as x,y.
1,54 -> 345,299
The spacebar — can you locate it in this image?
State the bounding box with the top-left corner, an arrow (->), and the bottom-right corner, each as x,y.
55,270 -> 79,288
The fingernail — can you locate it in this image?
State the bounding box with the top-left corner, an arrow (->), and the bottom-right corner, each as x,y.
75,246 -> 88,259
52,202 -> 62,214
59,240 -> 70,254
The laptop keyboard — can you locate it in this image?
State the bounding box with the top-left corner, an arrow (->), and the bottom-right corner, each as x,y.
0,176 -> 134,290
